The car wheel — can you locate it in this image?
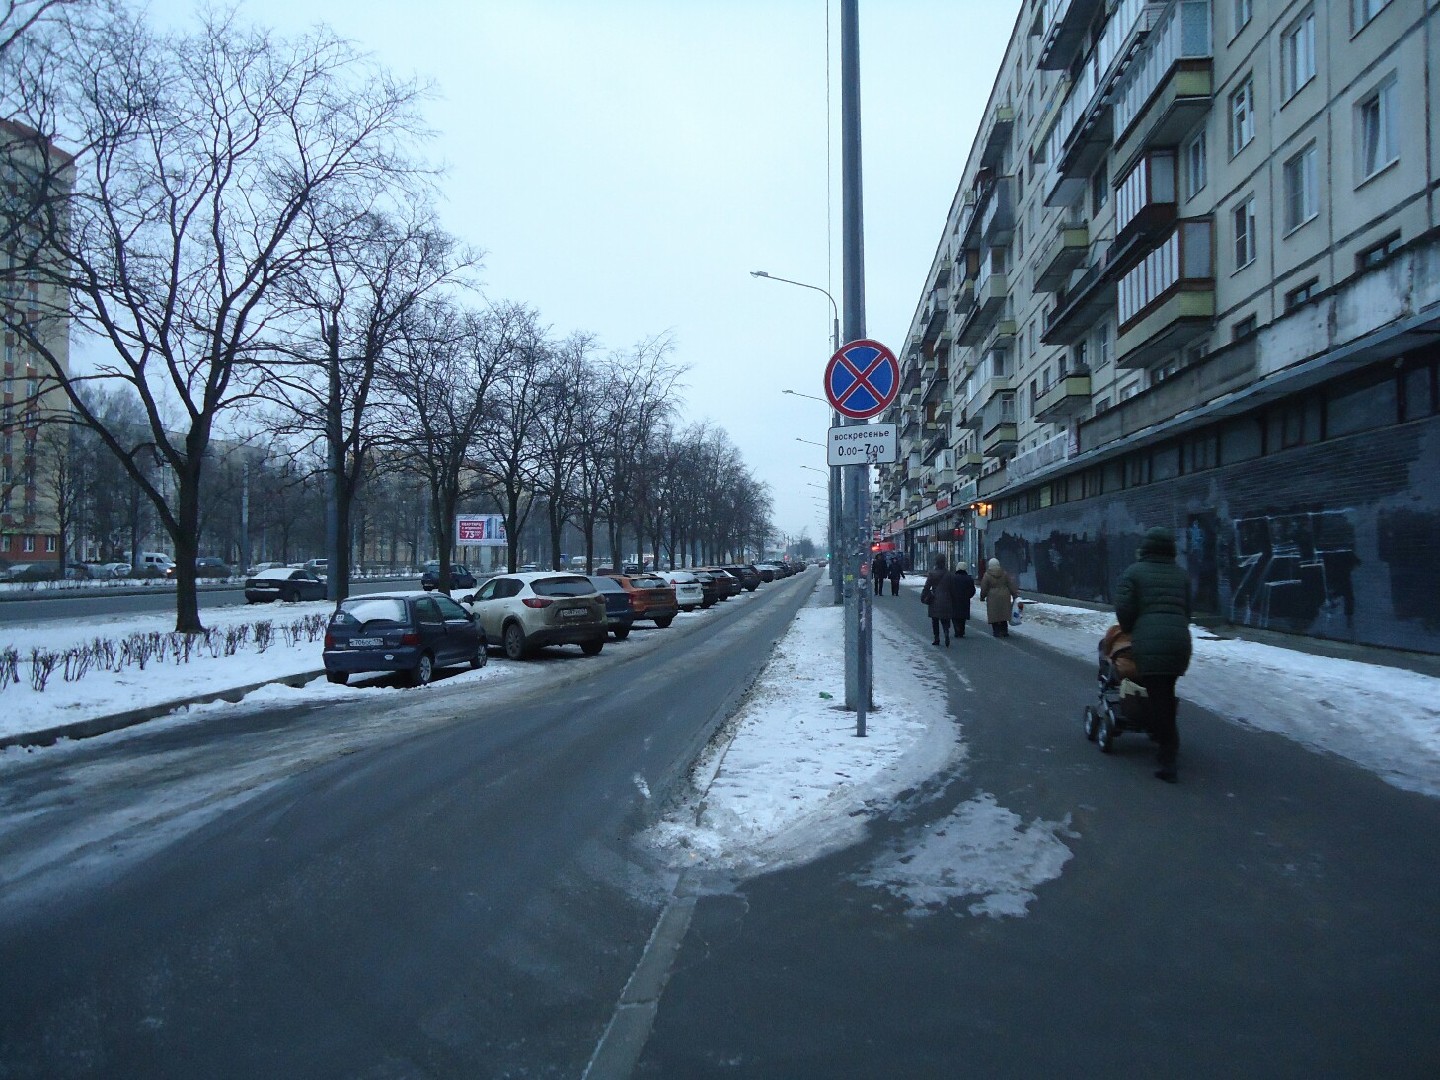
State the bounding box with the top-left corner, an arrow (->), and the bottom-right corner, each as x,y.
408,652 -> 435,687
612,626 -> 631,641
654,616 -> 674,628
502,622 -> 528,661
581,638 -> 604,656
326,671 -> 347,685
470,645 -> 487,670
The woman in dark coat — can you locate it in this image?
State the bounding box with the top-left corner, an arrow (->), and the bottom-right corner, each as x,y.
887,551 -> 903,595
948,561 -> 976,637
1116,526 -> 1193,783
922,554 -> 956,646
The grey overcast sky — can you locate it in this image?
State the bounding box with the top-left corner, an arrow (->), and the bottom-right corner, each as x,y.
156,0 -> 1021,545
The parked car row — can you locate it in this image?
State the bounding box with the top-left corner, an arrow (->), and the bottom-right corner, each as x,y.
319,561 -> 812,686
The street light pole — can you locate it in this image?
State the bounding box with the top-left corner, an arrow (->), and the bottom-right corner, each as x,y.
755,277 -> 844,607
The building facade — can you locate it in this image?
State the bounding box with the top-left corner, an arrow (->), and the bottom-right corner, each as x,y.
1,119 -> 74,571
878,0 -> 1440,653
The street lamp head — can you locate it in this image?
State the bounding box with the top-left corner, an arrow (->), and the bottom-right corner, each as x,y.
750,270 -> 769,278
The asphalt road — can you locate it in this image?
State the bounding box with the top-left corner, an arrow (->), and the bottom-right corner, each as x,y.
0,573 -> 817,1078
635,597 -> 1440,1078
0,577 -> 413,625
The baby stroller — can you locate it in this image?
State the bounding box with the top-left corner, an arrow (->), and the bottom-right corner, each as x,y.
1083,625 -> 1153,752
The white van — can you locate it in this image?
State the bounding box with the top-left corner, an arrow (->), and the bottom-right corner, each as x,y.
127,551 -> 175,577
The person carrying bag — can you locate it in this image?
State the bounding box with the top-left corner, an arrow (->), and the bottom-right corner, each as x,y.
921,554 -> 956,646
979,558 -> 1016,638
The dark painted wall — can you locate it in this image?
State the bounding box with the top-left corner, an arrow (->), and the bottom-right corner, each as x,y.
984,415 -> 1440,654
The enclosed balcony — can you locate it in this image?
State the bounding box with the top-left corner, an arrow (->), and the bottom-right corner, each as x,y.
1036,216 -> 1089,292
980,176 -> 1015,246
1034,371 -> 1094,420
1113,150 -> 1177,255
955,449 -> 984,477
961,348 -> 1014,424
981,389 -> 1019,457
979,104 -> 1016,169
1043,0 -> 1164,208
1112,0 -> 1214,174
1116,217 -> 1214,367
1039,0 -> 1104,71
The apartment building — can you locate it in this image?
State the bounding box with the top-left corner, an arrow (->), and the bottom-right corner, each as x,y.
1,118 -> 74,571
877,0 -> 1440,653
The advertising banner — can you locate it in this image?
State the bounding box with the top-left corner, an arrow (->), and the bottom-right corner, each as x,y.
456,514 -> 507,546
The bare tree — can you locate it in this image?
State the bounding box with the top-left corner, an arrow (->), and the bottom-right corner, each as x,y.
379,300 -> 519,592
264,206 -> 473,599
1,8 -> 427,630
530,332 -> 593,570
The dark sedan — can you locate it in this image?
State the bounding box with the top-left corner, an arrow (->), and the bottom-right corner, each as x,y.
323,591 -> 486,686
420,561 -> 478,592
244,567 -> 328,603
586,575 -> 638,640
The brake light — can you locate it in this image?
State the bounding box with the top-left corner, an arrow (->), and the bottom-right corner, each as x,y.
522,597 -> 554,608
324,633 -> 334,648
400,632 -> 421,645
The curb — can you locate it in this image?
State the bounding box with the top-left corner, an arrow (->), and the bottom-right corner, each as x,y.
0,669 -> 328,751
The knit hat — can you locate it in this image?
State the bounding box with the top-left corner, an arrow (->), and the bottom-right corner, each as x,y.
1138,526 -> 1177,558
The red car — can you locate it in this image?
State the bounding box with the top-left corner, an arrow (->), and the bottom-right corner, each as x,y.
608,573 -> 680,628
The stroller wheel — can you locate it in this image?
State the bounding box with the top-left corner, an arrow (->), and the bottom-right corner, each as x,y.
1097,710 -> 1116,754
1083,706 -> 1099,742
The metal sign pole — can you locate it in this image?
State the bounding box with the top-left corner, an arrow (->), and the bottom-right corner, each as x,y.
841,0 -> 868,736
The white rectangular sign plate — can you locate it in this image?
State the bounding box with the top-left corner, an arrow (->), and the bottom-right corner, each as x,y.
827,423 -> 898,467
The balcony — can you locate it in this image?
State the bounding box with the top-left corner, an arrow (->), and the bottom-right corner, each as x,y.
933,256 -> 953,291
1034,372 -> 1094,420
984,316 -> 1018,353
951,277 -> 975,314
1113,150 -> 1177,251
1043,0 -> 1164,208
982,420 -> 1019,458
923,364 -> 949,405
1042,251 -> 1116,346
955,450 -> 984,477
1039,0 -> 1104,71
1112,0 -> 1214,174
1116,218 -> 1215,367
920,300 -> 946,347
958,266 -> 1009,345
980,176 -> 1015,246
980,104 -> 1016,169
1036,219 -> 1090,291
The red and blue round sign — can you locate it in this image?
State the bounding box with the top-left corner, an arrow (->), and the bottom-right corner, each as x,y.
824,339 -> 900,420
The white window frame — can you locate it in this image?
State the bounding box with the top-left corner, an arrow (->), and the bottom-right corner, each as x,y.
1357,75 -> 1399,182
22,535 -> 35,553
1233,196 -> 1257,270
1229,77 -> 1255,157
1352,0 -> 1392,34
1183,130 -> 1207,200
1233,0 -> 1253,38
1281,8 -> 1317,103
1283,143 -> 1319,234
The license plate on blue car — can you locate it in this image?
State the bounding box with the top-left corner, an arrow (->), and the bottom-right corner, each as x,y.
350,637 -> 382,647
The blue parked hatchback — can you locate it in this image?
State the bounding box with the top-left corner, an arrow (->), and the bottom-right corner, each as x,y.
586,574 -> 637,640
323,590 -> 486,687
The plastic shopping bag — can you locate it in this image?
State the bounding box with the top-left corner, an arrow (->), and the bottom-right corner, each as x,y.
1010,599 -> 1024,625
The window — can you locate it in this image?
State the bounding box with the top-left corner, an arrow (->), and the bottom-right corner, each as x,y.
1357,231 -> 1402,270
1352,0 -> 1391,33
1281,9 -> 1316,102
45,535 -> 56,553
1229,77 -> 1255,156
1233,0 -> 1253,36
1093,321 -> 1111,368
1091,159 -> 1109,214
1183,130 -> 1207,199
1283,143 -> 1319,233
1232,197 -> 1256,269
22,535 -> 34,553
1233,314 -> 1258,339
1285,278 -> 1319,311
1358,76 -> 1398,180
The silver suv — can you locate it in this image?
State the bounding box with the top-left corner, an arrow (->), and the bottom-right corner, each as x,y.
463,572 -> 607,660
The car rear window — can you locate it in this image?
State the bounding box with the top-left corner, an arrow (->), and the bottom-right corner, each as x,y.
588,576 -> 625,593
337,598 -> 409,625
631,576 -> 667,589
531,576 -> 597,598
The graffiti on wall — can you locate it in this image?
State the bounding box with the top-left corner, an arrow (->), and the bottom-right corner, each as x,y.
1228,510 -> 1358,633
1186,513 -> 1220,614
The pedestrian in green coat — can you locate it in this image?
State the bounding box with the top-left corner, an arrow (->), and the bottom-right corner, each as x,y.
1115,526 -> 1192,783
